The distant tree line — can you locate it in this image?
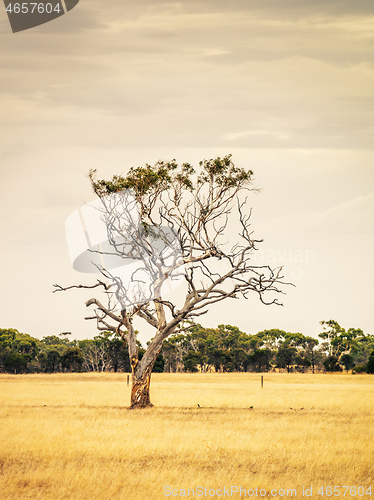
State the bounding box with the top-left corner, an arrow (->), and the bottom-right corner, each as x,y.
163,321 -> 374,374
0,330 -> 164,374
1,320 -> 373,374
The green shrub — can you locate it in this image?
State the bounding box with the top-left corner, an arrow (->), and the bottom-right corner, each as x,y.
352,365 -> 368,374
367,351 -> 374,374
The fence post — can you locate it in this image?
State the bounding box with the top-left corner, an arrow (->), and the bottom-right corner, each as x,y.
127,374 -> 129,386
261,375 -> 263,388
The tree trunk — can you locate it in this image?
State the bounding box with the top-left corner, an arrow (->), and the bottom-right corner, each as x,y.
130,362 -> 154,409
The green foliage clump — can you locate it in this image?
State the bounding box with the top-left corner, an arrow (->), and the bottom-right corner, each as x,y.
323,355 -> 342,372
367,350 -> 374,374
89,155 -> 252,198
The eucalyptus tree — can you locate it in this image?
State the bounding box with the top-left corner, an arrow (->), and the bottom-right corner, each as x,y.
55,155 -> 289,408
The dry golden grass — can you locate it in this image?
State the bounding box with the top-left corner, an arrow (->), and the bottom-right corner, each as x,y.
0,373 -> 373,499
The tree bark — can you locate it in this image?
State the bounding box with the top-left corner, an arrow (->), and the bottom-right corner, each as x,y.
130,360 -> 155,409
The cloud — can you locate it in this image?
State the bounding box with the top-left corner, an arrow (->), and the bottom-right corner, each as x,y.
1,0 -> 374,153
225,130 -> 290,141
263,192 -> 374,236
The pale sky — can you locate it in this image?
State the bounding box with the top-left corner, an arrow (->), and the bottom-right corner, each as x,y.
1,0 -> 373,345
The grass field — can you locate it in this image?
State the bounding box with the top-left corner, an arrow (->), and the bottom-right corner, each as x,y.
0,373 -> 373,499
